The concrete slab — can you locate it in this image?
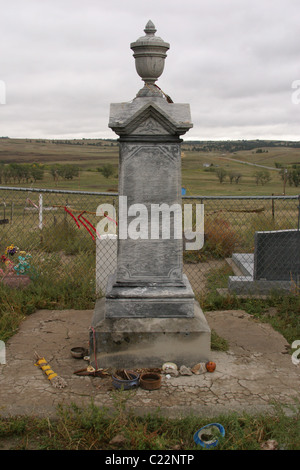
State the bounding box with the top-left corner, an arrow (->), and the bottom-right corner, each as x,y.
0,308 -> 299,419
228,253 -> 295,295
232,253 -> 254,276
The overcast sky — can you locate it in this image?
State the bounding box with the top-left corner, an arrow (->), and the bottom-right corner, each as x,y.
0,0 -> 299,141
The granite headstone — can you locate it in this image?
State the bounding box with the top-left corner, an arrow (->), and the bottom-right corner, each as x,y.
254,229 -> 300,281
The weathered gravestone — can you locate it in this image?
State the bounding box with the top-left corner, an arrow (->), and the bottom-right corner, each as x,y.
89,21 -> 211,368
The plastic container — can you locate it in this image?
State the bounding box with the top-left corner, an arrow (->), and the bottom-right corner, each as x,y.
193,423 -> 225,448
112,370 -> 140,390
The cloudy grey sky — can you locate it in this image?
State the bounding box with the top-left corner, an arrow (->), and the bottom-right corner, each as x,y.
0,0 -> 299,141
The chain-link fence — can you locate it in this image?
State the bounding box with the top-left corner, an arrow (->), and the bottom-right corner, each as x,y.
183,195 -> 300,299
0,187 -> 299,302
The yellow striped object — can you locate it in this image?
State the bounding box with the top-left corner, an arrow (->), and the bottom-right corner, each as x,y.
35,358 -> 58,381
34,354 -> 67,388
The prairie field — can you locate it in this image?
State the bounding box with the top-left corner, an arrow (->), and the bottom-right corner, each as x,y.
0,137 -> 300,195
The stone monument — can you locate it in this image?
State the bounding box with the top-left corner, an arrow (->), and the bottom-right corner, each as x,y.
89,21 -> 211,368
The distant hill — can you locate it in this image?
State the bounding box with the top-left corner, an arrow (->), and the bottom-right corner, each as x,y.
184,140 -> 300,153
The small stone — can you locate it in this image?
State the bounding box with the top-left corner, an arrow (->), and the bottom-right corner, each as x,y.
191,363 -> 206,375
179,365 -> 193,376
109,433 -> 128,446
162,362 -> 178,371
171,444 -> 181,450
260,439 -> 278,450
163,367 -> 179,377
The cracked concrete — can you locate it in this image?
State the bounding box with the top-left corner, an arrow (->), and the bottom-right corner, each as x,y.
0,308 -> 299,418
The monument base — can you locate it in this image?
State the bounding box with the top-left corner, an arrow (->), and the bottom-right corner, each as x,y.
89,298 -> 211,369
105,273 -> 195,318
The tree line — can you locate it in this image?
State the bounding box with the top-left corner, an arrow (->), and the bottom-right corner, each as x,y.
186,140 -> 300,153
214,167 -> 272,185
214,166 -> 300,187
0,162 -> 80,184
278,165 -> 300,187
213,167 -> 243,184
0,162 -> 44,184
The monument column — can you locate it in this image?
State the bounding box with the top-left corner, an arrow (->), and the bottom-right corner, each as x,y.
90,21 -> 211,368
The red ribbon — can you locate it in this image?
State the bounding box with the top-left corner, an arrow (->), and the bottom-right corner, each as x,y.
78,211 -> 101,240
64,207 -> 81,228
64,206 -> 116,240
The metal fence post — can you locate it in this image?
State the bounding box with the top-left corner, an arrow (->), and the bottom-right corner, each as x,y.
39,194 -> 43,230
294,195 -> 300,288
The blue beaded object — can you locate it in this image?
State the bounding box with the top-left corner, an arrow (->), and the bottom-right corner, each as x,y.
193,423 -> 225,448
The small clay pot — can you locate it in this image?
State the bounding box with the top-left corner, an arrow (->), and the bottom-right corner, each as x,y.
139,372 -> 161,390
71,347 -> 88,359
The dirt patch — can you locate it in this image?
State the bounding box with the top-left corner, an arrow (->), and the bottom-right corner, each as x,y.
184,260 -> 226,294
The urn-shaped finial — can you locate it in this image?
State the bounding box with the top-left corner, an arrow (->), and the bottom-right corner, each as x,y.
130,21 -> 170,85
